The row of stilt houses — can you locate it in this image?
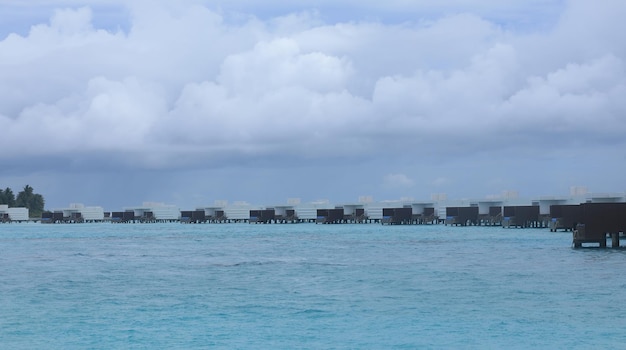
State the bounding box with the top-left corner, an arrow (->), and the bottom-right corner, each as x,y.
3,192 -> 626,248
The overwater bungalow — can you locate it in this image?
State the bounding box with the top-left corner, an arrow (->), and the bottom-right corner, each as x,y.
341,204 -> 368,223
316,208 -> 345,224
409,202 -> 438,224
0,205 -> 29,223
198,207 -> 228,223
249,209 -> 276,224
445,206 -> 479,226
381,207 -> 413,225
549,204 -> 582,232
111,211 -> 135,223
502,205 -> 541,228
573,202 -> 626,248
118,202 -> 180,223
181,210 -> 207,224
294,201 -> 334,223
274,205 -> 299,223
474,200 -> 504,226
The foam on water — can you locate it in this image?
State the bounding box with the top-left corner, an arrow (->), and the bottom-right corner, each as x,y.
1,223 -> 625,349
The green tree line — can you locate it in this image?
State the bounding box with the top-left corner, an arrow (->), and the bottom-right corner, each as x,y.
0,185 -> 45,217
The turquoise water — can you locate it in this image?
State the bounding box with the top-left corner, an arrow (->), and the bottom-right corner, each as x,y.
1,223 -> 625,349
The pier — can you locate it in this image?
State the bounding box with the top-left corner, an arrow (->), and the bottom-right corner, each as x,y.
3,194 -> 626,249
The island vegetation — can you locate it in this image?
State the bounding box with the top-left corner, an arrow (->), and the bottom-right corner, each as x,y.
0,185 -> 45,218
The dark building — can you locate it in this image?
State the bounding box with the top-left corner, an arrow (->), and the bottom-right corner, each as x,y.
445,206 -> 479,226
316,208 -> 345,224
181,210 -> 207,224
137,211 -> 155,223
413,207 -> 438,224
212,210 -> 227,223
68,211 -> 83,223
342,206 -> 368,223
52,212 -> 64,223
41,211 -> 54,224
275,207 -> 298,223
111,211 -> 135,223
573,202 -> 626,248
250,209 -> 276,224
381,207 -> 413,225
199,208 -> 228,223
549,204 -> 582,232
502,205 -> 540,228
478,206 -> 502,226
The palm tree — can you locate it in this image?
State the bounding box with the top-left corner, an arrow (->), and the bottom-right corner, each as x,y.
16,185 -> 45,217
0,187 -> 16,206
15,185 -> 33,207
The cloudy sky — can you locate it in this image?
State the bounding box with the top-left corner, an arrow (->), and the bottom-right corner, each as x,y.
1,0 -> 625,211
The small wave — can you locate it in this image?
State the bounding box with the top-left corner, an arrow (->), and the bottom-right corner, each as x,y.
210,260 -> 349,268
211,260 -> 287,267
293,309 -> 327,315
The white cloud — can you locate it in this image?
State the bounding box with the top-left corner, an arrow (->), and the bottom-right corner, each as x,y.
1,1 -> 624,163
218,38 -> 354,96
498,54 -> 626,135
1,0 -> 625,207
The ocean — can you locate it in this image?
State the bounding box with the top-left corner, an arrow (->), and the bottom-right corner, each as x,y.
1,223 -> 625,349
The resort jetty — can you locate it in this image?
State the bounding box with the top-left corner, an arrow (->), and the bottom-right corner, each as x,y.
3,190 -> 626,248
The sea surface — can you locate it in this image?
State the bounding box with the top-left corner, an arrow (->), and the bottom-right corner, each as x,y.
1,223 -> 625,349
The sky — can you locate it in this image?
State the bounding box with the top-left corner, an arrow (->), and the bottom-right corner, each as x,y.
1,0 -> 625,211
